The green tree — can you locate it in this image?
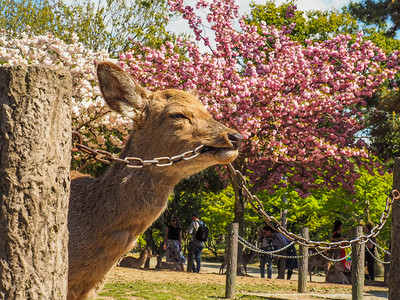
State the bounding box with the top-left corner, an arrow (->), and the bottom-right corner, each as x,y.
349,0 -> 400,38
0,0 -> 174,55
346,0 -> 400,164
247,0 -> 359,43
254,166 -> 393,247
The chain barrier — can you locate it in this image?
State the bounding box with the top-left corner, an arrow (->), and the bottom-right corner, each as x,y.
237,234 -> 351,261
227,163 -> 399,251
366,246 -> 391,265
319,251 -> 352,262
237,235 -> 295,256
368,238 -> 391,256
71,131 -> 398,251
71,131 -> 204,167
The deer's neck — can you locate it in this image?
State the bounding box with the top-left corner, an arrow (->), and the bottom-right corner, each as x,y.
137,252 -> 148,264
69,140 -> 186,269
96,164 -> 178,231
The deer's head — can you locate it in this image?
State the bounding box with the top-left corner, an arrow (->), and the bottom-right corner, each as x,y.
97,62 -> 242,177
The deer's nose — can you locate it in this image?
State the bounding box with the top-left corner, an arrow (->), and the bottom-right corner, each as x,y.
228,133 -> 243,149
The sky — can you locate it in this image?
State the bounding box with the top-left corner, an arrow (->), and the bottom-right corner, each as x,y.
167,0 -> 353,41
261,0 -> 352,12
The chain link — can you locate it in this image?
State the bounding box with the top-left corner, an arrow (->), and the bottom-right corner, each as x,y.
319,251 -> 352,262
227,163 -> 399,251
237,234 -> 351,261
71,131 -> 204,167
365,243 -> 391,265
368,238 -> 391,256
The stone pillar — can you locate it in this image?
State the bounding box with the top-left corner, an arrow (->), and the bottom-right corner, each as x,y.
0,65 -> 71,299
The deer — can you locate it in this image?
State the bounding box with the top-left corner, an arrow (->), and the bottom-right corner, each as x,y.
67,62 -> 243,300
219,250 -> 257,275
326,260 -> 350,284
155,255 -> 183,271
308,248 -> 342,282
118,248 -> 151,269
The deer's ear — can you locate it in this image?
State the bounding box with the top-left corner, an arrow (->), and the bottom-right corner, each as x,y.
97,62 -> 150,120
188,89 -> 199,98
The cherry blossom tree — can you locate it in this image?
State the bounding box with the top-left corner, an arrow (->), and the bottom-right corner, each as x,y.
1,0 -> 398,197
120,0 -> 400,198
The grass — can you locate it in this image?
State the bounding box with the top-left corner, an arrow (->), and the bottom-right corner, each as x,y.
96,281 -> 226,299
94,279 -> 359,299
93,258 -> 387,299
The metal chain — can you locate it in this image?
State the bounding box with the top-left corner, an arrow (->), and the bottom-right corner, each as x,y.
368,238 -> 391,255
237,234 -> 348,260
71,131 -> 204,168
238,235 -> 295,255
227,163 -> 399,251
365,245 -> 391,265
319,251 -> 352,262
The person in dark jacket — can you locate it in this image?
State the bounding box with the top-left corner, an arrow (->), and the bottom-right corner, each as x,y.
188,213 -> 204,273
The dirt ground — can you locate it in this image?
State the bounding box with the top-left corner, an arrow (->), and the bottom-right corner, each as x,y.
101,257 -> 388,299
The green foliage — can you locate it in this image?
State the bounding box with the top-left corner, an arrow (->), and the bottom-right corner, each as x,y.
349,0 -> 400,38
0,0 -> 175,56
200,187 -> 235,255
141,161 -> 392,257
247,1 -> 359,43
365,77 -> 400,165
254,166 -> 392,247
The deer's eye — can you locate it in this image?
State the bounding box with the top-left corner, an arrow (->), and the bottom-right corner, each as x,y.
170,113 -> 188,120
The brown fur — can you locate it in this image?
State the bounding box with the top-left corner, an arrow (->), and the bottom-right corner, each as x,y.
155,255 -> 183,271
326,261 -> 350,284
118,249 -> 151,269
308,248 -> 342,282
219,250 -> 257,275
67,62 -> 242,300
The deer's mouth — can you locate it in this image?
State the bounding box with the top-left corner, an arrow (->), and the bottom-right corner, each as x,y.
201,145 -> 239,164
201,145 -> 235,153
198,133 -> 242,164
201,145 -> 217,153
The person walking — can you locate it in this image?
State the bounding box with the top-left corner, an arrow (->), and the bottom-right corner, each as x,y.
259,226 -> 275,279
259,225 -> 287,278
188,213 -> 204,273
163,216 -> 185,271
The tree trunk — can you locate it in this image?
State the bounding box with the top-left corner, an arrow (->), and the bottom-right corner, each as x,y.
389,157 -> 400,299
0,65 -> 71,299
